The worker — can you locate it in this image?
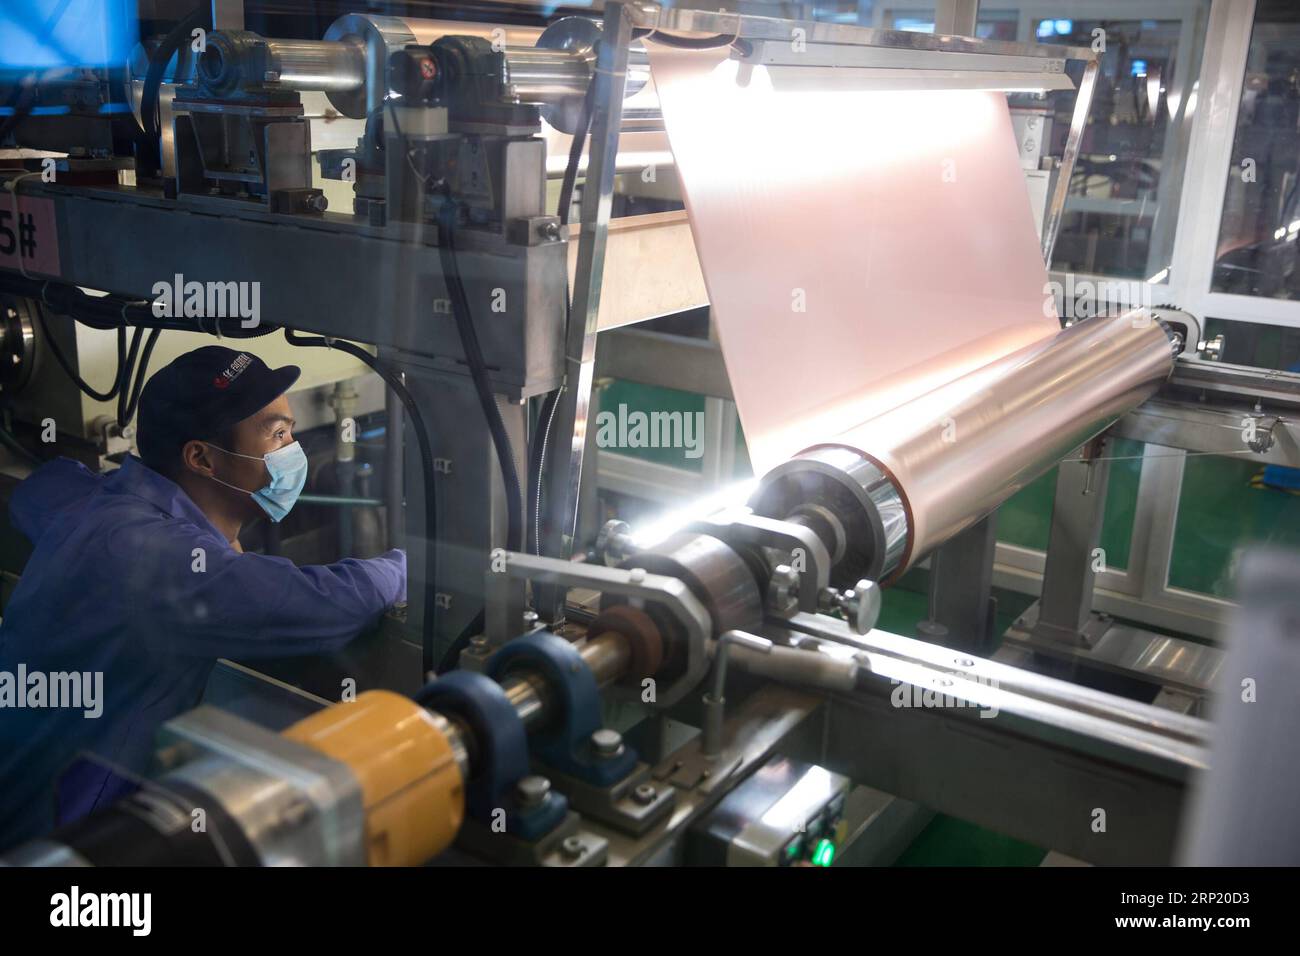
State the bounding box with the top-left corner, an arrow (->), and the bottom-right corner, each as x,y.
0,346 -> 406,849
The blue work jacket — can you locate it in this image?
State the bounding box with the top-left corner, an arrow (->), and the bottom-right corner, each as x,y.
0,455 -> 405,849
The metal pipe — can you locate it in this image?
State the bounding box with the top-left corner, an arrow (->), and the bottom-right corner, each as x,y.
503,46 -> 592,101
478,631 -> 630,736
263,37 -> 365,93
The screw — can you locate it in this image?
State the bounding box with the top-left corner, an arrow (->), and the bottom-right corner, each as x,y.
515,775 -> 551,809
522,609 -> 539,630
591,728 -> 624,759
955,657 -> 974,668
632,783 -> 657,806
561,836 -> 585,860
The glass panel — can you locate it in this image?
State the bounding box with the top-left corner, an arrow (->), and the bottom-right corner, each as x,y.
1168,451 -> 1300,596
1211,0 -> 1300,300
1037,9 -> 1209,281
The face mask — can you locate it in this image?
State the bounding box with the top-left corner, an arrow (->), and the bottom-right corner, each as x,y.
206,440 -> 308,523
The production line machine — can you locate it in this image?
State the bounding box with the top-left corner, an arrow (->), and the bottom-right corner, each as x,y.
1,2 -> 1295,866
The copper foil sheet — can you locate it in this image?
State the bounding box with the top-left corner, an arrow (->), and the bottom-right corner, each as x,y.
650,48 -> 1174,572
649,47 -> 1062,472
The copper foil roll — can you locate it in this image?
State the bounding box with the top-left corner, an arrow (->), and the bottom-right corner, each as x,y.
824,310 -> 1176,576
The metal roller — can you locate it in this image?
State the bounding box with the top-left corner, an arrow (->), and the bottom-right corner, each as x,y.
752,309 -> 1180,585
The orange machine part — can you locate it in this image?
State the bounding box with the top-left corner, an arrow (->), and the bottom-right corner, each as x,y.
284,690 -> 464,867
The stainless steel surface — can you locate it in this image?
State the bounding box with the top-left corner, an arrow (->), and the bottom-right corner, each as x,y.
503,46 -> 592,101
632,4 -> 1097,61
1003,605 -> 1224,698
1168,357 -> 1300,408
264,38 -> 365,93
752,446 -> 909,586
157,707 -> 367,866
629,530 -> 762,636
500,673 -> 551,729
548,3 -> 635,563
785,611 -> 1209,761
1043,58 -> 1099,266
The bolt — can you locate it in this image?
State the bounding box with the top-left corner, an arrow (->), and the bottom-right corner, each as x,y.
632,783 -> 657,806
306,193 -> 328,214
955,657 -> 975,668
591,728 -> 624,759
540,220 -> 561,241
522,609 -> 539,630
766,563 -> 800,618
515,775 -> 551,809
561,836 -> 585,860
628,567 -> 646,584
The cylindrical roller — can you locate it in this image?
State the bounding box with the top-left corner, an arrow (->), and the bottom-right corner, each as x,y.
753,309 -> 1179,585
283,690 -> 464,867
197,31 -> 367,98
609,531 -> 762,649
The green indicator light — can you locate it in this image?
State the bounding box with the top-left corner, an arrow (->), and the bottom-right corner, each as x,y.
812,839 -> 835,867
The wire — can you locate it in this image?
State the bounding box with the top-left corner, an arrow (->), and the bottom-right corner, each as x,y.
281,329 -> 442,677
140,4 -> 211,170
118,326 -> 162,427
34,307 -> 126,402
436,198 -> 524,554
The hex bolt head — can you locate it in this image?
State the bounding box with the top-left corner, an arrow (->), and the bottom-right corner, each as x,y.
632,783 -> 657,806
561,836 -> 585,860
591,728 -> 625,759
515,775 -> 551,809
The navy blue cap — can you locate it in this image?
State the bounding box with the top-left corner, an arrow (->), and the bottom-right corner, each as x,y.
138,346 -> 300,470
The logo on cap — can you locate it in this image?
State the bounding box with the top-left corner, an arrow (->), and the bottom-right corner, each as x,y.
214,353 -> 253,390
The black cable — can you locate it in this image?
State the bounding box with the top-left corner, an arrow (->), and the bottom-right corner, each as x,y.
436,199 -> 524,554
115,325 -> 145,425
140,4 -> 210,169
35,308 -> 126,402
118,326 -> 162,427
556,77 -> 600,226
282,329 -> 441,677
